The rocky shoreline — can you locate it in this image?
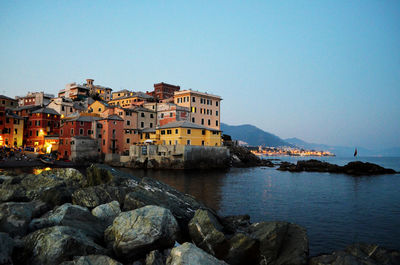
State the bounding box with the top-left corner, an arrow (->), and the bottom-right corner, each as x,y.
0,164 -> 399,265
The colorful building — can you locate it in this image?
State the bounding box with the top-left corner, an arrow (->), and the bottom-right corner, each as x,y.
88,100 -> 114,115
59,83 -> 90,100
135,106 -> 156,130
174,90 -> 221,130
0,108 -> 24,147
0,95 -> 18,109
59,114 -> 101,159
140,121 -> 221,146
16,92 -> 54,107
108,92 -> 155,108
85,79 -> 112,101
47,97 -> 86,118
143,102 -> 190,127
146,82 -> 180,100
111,89 -> 134,100
25,107 -> 60,152
98,115 -> 124,154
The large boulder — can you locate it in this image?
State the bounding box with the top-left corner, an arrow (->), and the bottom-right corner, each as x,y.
310,243 -> 400,265
39,186 -> 77,208
91,201 -> 121,227
247,221 -> 309,265
220,214 -> 251,234
21,226 -> 106,265
0,201 -> 49,237
0,232 -> 14,265
188,209 -> 227,258
145,250 -> 165,265
59,255 -> 122,265
86,164 -> 141,186
342,161 -> 397,175
72,185 -> 126,209
166,242 -> 227,265
224,233 -> 259,265
105,205 -> 180,260
29,203 -> 105,240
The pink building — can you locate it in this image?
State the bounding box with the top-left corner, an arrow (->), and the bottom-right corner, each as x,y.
98,115 -> 124,154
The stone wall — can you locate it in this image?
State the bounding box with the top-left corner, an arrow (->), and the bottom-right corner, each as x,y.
128,144 -> 230,169
70,137 -> 100,163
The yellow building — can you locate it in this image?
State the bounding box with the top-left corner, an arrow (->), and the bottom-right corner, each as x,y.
108,92 -> 154,108
139,121 -> 221,146
88,101 -> 113,115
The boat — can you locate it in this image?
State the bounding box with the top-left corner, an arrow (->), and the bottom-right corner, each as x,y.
40,156 -> 55,165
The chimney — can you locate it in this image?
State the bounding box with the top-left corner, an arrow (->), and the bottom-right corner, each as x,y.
86,79 -> 94,87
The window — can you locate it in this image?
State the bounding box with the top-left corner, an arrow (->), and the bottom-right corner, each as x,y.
187,140 -> 191,145
216,111 -> 218,116
207,99 -> 210,105
202,140 -> 205,146
103,139 -> 105,145
141,122 -> 144,128
216,101 -> 219,106
187,129 -> 191,134
169,140 -> 172,145
161,130 -> 165,135
150,113 -> 154,118
192,97 -> 196,102
36,131 -> 39,136
98,108 -> 101,112
80,121 -> 84,126
210,110 -> 212,115
79,128 -> 83,135
127,120 -> 130,126
161,113 -> 164,118
60,129 -> 63,135
207,109 -> 209,115
208,119 -> 211,126
126,138 -> 130,144
141,113 -> 145,117
70,141 -> 75,145
150,123 -> 153,128
71,128 -> 74,135
201,119 -> 204,125
88,130 -> 92,135
70,107 -> 73,112
30,131 -> 32,136
192,117 -> 195,123
202,130 -> 206,135
169,113 -> 173,117
216,120 -> 219,126
62,106 -> 65,111
14,129 -> 18,134
167,130 -> 172,134
175,129 -> 178,134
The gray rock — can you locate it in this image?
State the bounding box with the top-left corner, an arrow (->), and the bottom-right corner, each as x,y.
275,224 -> 308,265
22,226 -> 106,265
310,243 -> 400,265
72,184 -> 126,208
86,163 -> 141,186
188,209 -> 227,258
29,203 -> 105,240
224,233 -> 259,265
59,255 -> 122,265
248,221 -> 289,264
220,214 -> 251,234
0,201 -> 50,237
105,205 -> 180,260
91,201 -> 121,227
166,242 -> 227,265
39,186 -> 77,208
146,250 -> 164,265
0,232 -> 14,265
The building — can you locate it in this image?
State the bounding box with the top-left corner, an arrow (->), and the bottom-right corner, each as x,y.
135,106 -> 156,130
108,92 -> 155,108
88,100 -> 114,115
47,97 -> 86,118
25,107 -> 60,152
59,114 -> 101,159
0,108 -> 24,147
59,83 -> 89,100
16,92 -> 54,107
85,79 -> 112,101
146,82 -> 180,100
139,121 -> 222,146
98,115 -> 124,154
111,89 -> 134,100
174,90 -> 221,130
143,102 -> 190,127
0,95 -> 18,109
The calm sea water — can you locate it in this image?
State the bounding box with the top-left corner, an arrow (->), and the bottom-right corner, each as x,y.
118,156 -> 400,256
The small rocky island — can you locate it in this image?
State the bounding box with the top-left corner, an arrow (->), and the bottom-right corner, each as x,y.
278,159 -> 397,176
0,165 -> 399,265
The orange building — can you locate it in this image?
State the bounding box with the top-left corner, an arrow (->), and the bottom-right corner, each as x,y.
97,115 -> 124,154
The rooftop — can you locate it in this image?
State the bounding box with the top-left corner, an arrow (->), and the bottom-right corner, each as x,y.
31,107 -> 60,115
158,121 -> 219,131
174,89 -> 221,100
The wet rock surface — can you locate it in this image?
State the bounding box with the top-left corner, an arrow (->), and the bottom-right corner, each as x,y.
278,159 -> 397,175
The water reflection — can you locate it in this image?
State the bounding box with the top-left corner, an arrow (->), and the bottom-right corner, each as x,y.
119,168 -> 228,211
33,167 -> 51,175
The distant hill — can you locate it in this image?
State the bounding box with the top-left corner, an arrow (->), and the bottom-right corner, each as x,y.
221,123 -> 290,147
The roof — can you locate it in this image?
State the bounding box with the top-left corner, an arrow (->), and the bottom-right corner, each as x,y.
14,105 -> 42,111
100,114 -> 124,121
174,89 -> 221,100
110,92 -> 154,101
141,128 -> 156,133
64,115 -> 101,122
73,102 -> 86,110
158,121 -> 220,131
134,106 -> 155,113
113,89 -> 130,94
31,107 -> 60,115
5,111 -> 23,119
0,95 -> 16,101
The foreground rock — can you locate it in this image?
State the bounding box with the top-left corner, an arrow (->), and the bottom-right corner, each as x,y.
0,201 -> 49,237
21,226 -> 106,265
166,242 -> 227,265
0,232 -> 14,265
188,209 -> 227,258
72,184 -> 126,209
91,201 -> 121,227
247,221 -> 309,265
309,243 -> 400,265
60,255 -> 122,265
29,203 -> 105,240
278,160 -> 397,175
105,205 -> 180,260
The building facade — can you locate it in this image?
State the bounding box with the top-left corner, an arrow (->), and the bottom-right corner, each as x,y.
174,90 -> 221,130
16,92 -> 54,107
146,82 -> 180,100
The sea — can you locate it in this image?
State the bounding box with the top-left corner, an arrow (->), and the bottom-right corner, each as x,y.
119,156 -> 400,256
3,156 -> 399,256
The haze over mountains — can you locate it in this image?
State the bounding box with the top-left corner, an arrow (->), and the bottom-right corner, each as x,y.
221,123 -> 400,157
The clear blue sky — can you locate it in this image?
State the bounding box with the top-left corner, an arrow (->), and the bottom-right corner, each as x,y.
1,1 -> 399,149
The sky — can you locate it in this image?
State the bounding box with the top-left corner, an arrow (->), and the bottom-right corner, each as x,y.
0,1 -> 399,149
